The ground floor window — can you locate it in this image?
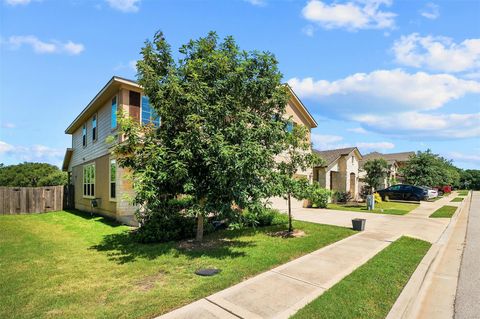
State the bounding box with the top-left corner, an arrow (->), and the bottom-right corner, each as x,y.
83,163 -> 95,198
109,159 -> 116,200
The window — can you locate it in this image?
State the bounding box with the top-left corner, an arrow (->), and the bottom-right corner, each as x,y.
83,163 -> 95,198
92,114 -> 97,142
286,121 -> 294,133
82,124 -> 87,147
141,96 -> 160,126
109,159 -> 116,200
111,96 -> 117,129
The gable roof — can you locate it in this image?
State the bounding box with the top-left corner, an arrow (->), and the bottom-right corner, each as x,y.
314,147 -> 362,167
360,151 -> 415,166
285,84 -> 317,128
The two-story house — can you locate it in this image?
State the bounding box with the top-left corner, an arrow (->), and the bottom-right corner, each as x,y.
62,76 -> 317,225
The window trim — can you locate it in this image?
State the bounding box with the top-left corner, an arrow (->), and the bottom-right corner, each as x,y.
82,163 -> 95,199
111,95 -> 118,131
92,113 -> 98,143
109,158 -> 117,202
82,123 -> 87,148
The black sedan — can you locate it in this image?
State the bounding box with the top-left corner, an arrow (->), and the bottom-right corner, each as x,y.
376,184 -> 429,202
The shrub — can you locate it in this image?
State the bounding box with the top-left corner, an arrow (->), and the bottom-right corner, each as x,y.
133,212 -> 198,243
305,183 -> 331,208
374,192 -> 382,203
230,207 -> 287,229
333,191 -> 352,204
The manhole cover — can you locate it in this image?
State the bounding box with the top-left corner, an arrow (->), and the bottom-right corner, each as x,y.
195,268 -> 221,276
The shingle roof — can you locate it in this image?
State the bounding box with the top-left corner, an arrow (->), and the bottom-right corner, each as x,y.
313,147 -> 357,167
360,151 -> 415,167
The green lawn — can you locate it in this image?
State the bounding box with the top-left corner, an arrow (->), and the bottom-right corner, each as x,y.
451,197 -> 464,202
0,210 -> 355,319
458,190 -> 469,196
430,205 -> 458,218
292,236 -> 431,319
328,201 -> 419,215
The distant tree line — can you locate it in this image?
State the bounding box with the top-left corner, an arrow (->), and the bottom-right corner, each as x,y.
0,162 -> 67,187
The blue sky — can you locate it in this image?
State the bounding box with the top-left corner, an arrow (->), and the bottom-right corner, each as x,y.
0,0 -> 479,169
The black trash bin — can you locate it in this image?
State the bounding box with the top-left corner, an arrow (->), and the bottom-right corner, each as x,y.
352,218 -> 366,231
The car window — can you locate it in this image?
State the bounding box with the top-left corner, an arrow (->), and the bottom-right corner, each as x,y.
389,185 -> 401,191
401,185 -> 412,191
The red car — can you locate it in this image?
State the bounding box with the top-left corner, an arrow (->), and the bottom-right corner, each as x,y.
434,186 -> 451,195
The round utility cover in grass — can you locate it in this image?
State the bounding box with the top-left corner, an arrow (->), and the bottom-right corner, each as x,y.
195,268 -> 221,276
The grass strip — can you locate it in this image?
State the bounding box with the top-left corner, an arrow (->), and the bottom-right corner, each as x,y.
0,210 -> 354,319
328,201 -> 418,215
430,205 -> 458,218
450,197 -> 464,202
458,190 -> 469,196
292,236 -> 431,319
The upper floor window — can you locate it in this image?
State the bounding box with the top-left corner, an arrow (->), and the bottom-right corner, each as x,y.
82,124 -> 87,147
111,96 -> 117,129
92,114 -> 97,142
286,120 -> 294,133
141,96 -> 160,127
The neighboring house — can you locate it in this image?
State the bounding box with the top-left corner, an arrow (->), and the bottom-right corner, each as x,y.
313,147 -> 363,200
62,77 -> 317,224
358,151 -> 415,190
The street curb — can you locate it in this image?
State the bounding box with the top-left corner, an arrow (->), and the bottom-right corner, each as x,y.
386,191 -> 471,319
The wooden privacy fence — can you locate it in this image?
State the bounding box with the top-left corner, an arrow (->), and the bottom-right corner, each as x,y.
0,186 -> 64,215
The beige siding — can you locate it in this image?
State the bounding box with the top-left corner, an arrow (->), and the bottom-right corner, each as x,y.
70,93 -> 118,169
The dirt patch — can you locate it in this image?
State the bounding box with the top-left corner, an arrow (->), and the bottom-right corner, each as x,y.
268,229 -> 306,238
177,238 -> 234,251
134,271 -> 166,291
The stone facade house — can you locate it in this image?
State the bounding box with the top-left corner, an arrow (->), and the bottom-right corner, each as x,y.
358,151 -> 415,191
62,77 -> 317,224
313,147 -> 363,200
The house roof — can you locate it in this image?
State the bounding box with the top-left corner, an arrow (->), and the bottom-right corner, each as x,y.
65,76 -> 141,134
62,148 -> 73,172
65,76 -> 317,134
313,147 -> 362,167
360,151 -> 415,166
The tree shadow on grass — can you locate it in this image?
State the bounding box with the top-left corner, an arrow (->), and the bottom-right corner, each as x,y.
89,226 -> 275,264
64,209 -> 124,228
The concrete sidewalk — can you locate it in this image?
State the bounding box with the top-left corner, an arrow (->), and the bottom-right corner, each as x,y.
157,193 -> 459,319
455,192 -> 479,319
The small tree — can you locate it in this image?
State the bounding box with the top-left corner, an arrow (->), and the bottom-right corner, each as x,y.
274,125 -> 323,233
115,31 -> 290,242
0,162 -> 67,187
362,158 -> 389,194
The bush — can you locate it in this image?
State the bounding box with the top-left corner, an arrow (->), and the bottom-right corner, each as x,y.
374,192 -> 382,203
133,212 -> 198,243
333,191 -> 352,204
230,207 -> 287,229
305,183 -> 331,208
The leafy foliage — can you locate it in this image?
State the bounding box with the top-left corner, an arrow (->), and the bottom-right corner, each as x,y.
332,191 -> 353,204
362,158 -> 389,193
304,183 -> 331,208
400,150 -> 460,187
114,31 -> 294,241
459,169 -> 480,190
0,162 -> 67,187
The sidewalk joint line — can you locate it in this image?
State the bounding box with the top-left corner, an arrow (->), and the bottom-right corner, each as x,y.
204,298 -> 244,319
269,270 -> 324,288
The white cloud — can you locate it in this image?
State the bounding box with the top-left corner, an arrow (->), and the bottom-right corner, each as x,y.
357,141 -> 395,151
302,25 -> 316,37
5,35 -> 84,55
348,127 -> 368,134
302,0 -> 396,32
244,0 -> 266,6
106,0 -> 140,12
393,33 -> 480,73
353,112 -> 480,139
1,122 -> 15,129
311,133 -> 348,150
448,152 -> 480,164
0,141 -> 64,166
420,2 -> 439,20
4,0 -> 33,5
288,69 -> 480,113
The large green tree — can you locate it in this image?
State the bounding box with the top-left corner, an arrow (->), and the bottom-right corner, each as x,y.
362,158 -> 389,193
0,162 -> 67,187
115,31 -> 299,241
400,150 -> 459,187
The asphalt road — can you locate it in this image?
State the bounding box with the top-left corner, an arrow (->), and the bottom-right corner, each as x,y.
455,191 -> 480,319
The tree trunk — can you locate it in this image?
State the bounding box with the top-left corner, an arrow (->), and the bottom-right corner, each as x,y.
288,192 -> 293,233
196,213 -> 204,242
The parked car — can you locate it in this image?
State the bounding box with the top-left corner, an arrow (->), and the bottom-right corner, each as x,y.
420,186 -> 438,199
434,185 -> 451,196
376,184 -> 429,202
